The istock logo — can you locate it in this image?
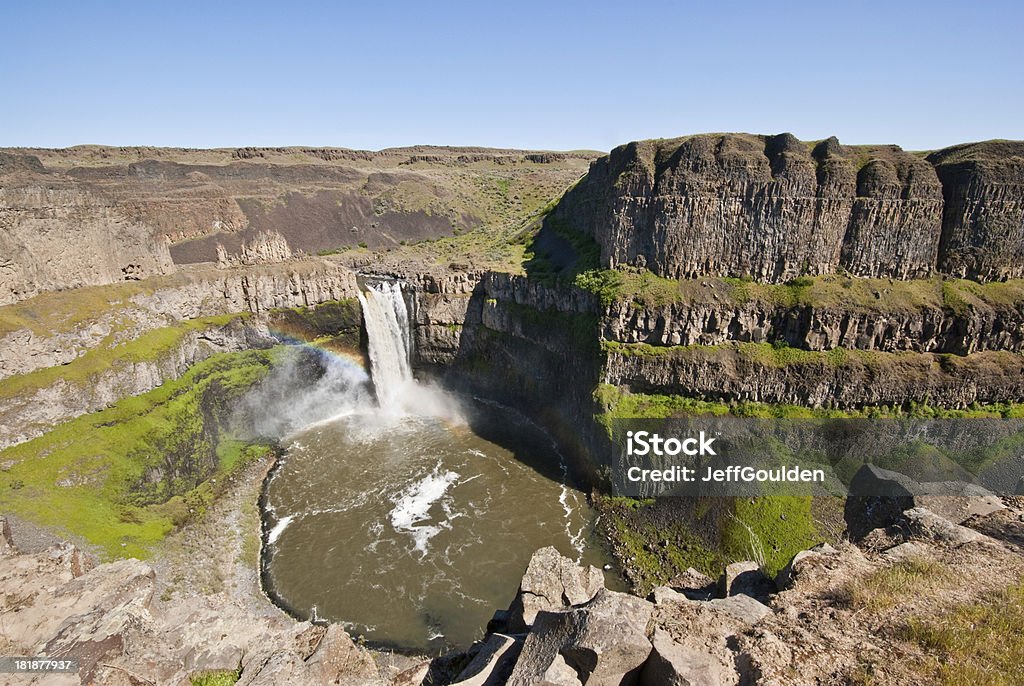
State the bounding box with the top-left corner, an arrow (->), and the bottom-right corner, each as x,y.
625,430 -> 717,457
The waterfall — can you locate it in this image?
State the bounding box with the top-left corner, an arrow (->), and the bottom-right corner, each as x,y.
358,279 -> 415,413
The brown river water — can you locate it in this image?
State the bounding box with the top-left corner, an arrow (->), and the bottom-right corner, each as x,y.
261,404 -> 611,651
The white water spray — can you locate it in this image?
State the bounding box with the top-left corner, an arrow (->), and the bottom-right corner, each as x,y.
358,278 -> 462,421
358,279 -> 413,412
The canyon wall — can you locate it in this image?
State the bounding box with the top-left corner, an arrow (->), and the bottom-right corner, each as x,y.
0,156 -> 176,305
0,258 -> 359,381
0,318 -> 274,451
930,141 -> 1024,280
602,291 -> 1024,354
410,270 -> 609,481
0,146 -> 593,305
0,259 -> 361,450
552,134 -> 1023,282
604,345 -> 1024,410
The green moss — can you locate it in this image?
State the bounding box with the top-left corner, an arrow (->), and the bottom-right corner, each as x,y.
595,268 -> 1024,315
0,313 -> 246,403
596,493 -> 823,593
190,668 -> 241,686
574,269 -> 623,307
604,339 -> 915,369
0,349 -> 278,559
0,280 -> 154,338
595,494 -> 720,595
721,496 -> 819,576
595,384 -> 1024,423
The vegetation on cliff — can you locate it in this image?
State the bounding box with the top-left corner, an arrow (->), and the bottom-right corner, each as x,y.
0,348 -> 280,558
0,313 -> 248,402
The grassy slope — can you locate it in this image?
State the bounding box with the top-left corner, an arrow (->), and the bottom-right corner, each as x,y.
0,313 -> 245,402
0,349 -> 279,559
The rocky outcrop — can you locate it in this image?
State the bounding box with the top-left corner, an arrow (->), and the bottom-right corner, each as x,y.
0,182 -> 175,305
506,589 -> 654,686
552,133 -> 1023,283
603,289 -> 1024,354
443,500 -> 1024,686
217,230 -> 293,267
0,318 -> 275,451
0,258 -> 359,382
930,141 -> 1024,280
604,344 -> 1024,409
500,546 -> 605,633
844,464 -> 1005,538
0,518 -> 389,686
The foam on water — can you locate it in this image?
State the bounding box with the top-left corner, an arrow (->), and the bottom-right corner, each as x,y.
268,515 -> 294,545
389,464 -> 461,556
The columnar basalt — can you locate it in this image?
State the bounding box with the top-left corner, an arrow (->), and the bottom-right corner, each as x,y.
929,141 -> 1024,281
552,133 -> 1024,283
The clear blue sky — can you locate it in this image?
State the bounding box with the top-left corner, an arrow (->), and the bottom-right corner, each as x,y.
3,0 -> 1021,151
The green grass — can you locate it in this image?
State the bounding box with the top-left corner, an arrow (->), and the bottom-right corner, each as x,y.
721,496 -> 819,577
595,383 -> 1024,423
595,494 -> 719,595
0,349 -> 279,559
902,580 -> 1024,685
0,313 -> 246,403
840,557 -> 953,612
0,280 -> 155,338
596,493 -> 822,592
573,266 -> 1024,314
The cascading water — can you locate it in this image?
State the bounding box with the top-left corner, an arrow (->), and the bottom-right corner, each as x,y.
258,276 -> 614,651
357,279 -> 414,413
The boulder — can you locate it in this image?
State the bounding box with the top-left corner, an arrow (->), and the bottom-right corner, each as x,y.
304,624 -> 381,684
452,633 -> 523,686
666,567 -> 716,600
505,547 -> 605,633
0,516 -> 13,555
903,507 -> 991,546
705,595 -> 772,625
653,585 -> 771,627
774,543 -> 839,590
392,661 -> 431,686
507,589 -> 654,686
718,561 -> 772,599
238,624 -> 381,686
640,627 -> 739,686
845,465 -> 1004,538
42,594 -> 153,684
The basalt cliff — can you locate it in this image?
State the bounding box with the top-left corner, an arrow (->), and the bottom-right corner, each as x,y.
2,134 -> 1024,686
551,134 -> 1024,282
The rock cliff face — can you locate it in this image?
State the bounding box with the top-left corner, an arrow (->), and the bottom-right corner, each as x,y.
0,145 -> 593,305
0,258 -> 359,382
0,165 -> 175,305
603,293 -> 1024,354
0,318 -> 275,451
217,230 -> 293,267
409,270 -> 608,481
604,345 -> 1024,409
929,141 -> 1024,280
552,133 -> 1023,282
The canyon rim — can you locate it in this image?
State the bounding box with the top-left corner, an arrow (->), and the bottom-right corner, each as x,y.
1,131 -> 1024,686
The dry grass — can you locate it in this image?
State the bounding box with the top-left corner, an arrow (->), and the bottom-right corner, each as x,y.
839,556 -> 954,612
901,581 -> 1024,685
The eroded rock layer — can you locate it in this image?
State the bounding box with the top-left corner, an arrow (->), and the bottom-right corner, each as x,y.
552,134 -> 1024,282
